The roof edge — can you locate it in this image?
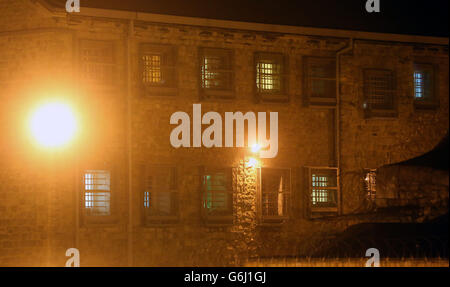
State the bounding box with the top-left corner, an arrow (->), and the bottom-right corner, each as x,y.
37,1 -> 449,45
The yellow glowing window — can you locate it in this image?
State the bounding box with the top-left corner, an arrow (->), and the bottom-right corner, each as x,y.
256,61 -> 281,92
142,54 -> 162,84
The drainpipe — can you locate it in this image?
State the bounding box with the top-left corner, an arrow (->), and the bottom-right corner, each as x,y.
336,38 -> 354,215
127,19 -> 134,267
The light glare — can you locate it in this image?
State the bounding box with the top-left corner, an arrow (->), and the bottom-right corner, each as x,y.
29,102 -> 77,148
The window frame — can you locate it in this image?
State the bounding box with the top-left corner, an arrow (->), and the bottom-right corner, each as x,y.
79,39 -> 117,89
81,168 -> 117,225
307,167 -> 340,217
139,43 -> 178,96
363,68 -> 397,118
200,166 -> 234,225
254,52 -> 289,103
413,63 -> 439,109
199,47 -> 234,100
257,167 -> 292,224
303,56 -> 337,106
141,165 -> 179,226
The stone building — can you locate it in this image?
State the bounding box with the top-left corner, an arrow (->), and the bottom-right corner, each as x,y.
0,0 -> 448,266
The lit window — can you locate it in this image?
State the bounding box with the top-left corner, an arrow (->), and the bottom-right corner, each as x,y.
202,169 -> 233,222
84,170 -> 111,216
364,169 -> 376,200
200,48 -> 233,91
260,168 -> 290,220
310,168 -> 338,208
414,63 -> 434,101
143,166 -> 178,223
140,44 -> 176,89
255,52 -> 288,102
142,54 -> 162,84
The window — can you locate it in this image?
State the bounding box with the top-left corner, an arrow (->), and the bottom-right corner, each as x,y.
200,48 -> 233,98
309,168 -> 339,214
255,52 -> 288,102
304,57 -> 336,106
363,69 -> 396,117
140,44 -> 177,95
80,40 -> 115,86
364,169 -> 376,200
201,168 -> 233,223
84,170 -> 111,216
260,168 -> 291,222
143,166 -> 178,224
414,63 -> 437,108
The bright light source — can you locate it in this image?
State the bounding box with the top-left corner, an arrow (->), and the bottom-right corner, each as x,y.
29,102 -> 77,148
251,143 -> 261,153
247,157 -> 259,168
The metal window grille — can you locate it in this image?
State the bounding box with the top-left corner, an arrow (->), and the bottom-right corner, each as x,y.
144,166 -> 178,218
200,48 -> 233,91
84,170 -> 111,216
202,169 -> 233,217
256,61 -> 282,92
310,169 -> 337,208
364,69 -> 395,110
142,54 -> 162,84
305,57 -> 336,100
140,44 -> 176,88
80,40 -> 115,85
414,64 -> 434,101
261,168 -> 290,217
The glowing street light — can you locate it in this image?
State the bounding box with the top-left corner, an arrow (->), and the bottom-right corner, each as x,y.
251,143 -> 261,154
29,102 -> 78,148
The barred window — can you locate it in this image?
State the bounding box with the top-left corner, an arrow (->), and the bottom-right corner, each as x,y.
310,168 -> 338,209
304,57 -> 336,105
260,168 -> 290,220
140,44 -> 177,89
143,166 -> 178,223
364,69 -> 395,111
200,48 -> 233,92
84,170 -> 111,216
364,169 -> 376,200
255,53 -> 288,101
201,168 -> 233,222
414,63 -> 434,102
80,40 -> 115,85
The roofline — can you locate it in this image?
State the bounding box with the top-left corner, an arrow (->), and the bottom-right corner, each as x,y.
38,1 -> 448,46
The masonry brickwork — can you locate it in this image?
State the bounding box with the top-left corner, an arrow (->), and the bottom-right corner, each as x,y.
0,0 -> 448,266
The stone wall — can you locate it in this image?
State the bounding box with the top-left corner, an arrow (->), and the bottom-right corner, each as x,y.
0,1 -> 448,266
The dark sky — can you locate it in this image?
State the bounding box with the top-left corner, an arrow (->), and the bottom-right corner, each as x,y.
51,0 -> 448,37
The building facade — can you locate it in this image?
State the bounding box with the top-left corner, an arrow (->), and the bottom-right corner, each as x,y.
0,0 -> 448,266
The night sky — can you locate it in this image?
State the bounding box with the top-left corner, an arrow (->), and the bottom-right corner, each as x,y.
50,0 -> 449,37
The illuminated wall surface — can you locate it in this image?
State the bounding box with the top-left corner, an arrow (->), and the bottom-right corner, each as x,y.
0,0 -> 448,267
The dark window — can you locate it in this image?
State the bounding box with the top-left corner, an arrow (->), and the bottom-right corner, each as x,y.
80,40 -> 115,86
260,168 -> 291,222
363,69 -> 396,117
201,168 -> 233,224
255,52 -> 288,102
200,48 -> 233,98
140,44 -> 177,95
143,166 -> 178,224
304,57 -> 336,106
